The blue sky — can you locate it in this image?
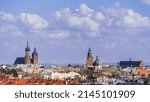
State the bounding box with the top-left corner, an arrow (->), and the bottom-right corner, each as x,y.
1,0 -> 150,64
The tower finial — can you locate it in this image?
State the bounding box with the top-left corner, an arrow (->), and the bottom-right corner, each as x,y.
88,48 -> 91,52
25,41 -> 30,51
32,47 -> 38,56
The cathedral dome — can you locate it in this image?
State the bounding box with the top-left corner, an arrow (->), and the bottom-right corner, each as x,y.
93,56 -> 100,66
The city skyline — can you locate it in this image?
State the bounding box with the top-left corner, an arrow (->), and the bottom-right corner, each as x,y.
1,0 -> 150,64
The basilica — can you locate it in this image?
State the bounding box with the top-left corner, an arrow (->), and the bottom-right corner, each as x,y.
85,48 -> 102,72
14,42 -> 38,65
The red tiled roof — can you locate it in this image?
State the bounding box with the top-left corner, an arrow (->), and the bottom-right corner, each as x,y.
0,77 -> 80,85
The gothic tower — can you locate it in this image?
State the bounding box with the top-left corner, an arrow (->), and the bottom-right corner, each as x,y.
32,47 -> 38,64
86,48 -> 93,67
25,41 -> 31,64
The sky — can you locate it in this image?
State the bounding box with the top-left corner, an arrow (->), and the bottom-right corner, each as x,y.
1,0 -> 150,64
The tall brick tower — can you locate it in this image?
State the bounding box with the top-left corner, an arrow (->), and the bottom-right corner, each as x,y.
86,48 -> 93,67
32,47 -> 38,64
25,41 -> 31,64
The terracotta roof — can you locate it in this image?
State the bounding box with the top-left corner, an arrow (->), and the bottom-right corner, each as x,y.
137,70 -> 150,75
0,77 -> 80,85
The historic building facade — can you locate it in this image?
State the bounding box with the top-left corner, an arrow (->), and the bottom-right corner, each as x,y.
24,41 -> 31,64
14,42 -> 39,65
119,58 -> 144,68
85,48 -> 102,84
86,48 -> 94,68
85,48 -> 102,71
32,48 -> 38,64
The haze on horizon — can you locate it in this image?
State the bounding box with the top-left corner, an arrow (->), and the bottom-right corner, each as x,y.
0,0 -> 150,64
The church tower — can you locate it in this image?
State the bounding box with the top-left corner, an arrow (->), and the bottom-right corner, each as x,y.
86,48 -> 94,67
93,56 -> 100,66
32,47 -> 38,64
25,41 -> 31,64
93,56 -> 102,72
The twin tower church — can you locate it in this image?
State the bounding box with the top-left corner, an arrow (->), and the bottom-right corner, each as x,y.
14,42 -> 38,65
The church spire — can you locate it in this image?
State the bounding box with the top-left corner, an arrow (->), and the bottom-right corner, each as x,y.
87,48 -> 92,58
86,48 -> 93,67
32,47 -> 38,56
25,41 -> 31,64
25,41 -> 30,51
32,47 -> 38,64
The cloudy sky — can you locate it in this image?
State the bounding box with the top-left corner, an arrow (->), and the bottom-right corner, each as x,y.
0,0 -> 150,64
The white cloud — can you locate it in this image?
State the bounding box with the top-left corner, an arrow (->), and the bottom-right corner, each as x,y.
123,9 -> 150,28
19,13 -> 48,30
78,3 -> 93,16
55,3 -> 150,38
0,12 -> 24,37
94,12 -> 105,22
0,12 -> 70,40
102,7 -> 150,29
47,30 -> 69,39
141,0 -> 150,5
1,4 -> 150,41
55,4 -> 105,37
0,24 -> 24,37
0,12 -> 16,22
67,16 -> 99,31
0,24 -> 17,33
26,29 -> 70,40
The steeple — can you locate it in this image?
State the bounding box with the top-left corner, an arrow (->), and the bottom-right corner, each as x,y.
25,41 -> 31,64
86,48 -> 93,67
32,47 -> 38,56
87,48 -> 93,58
32,47 -> 38,64
25,41 -> 30,51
